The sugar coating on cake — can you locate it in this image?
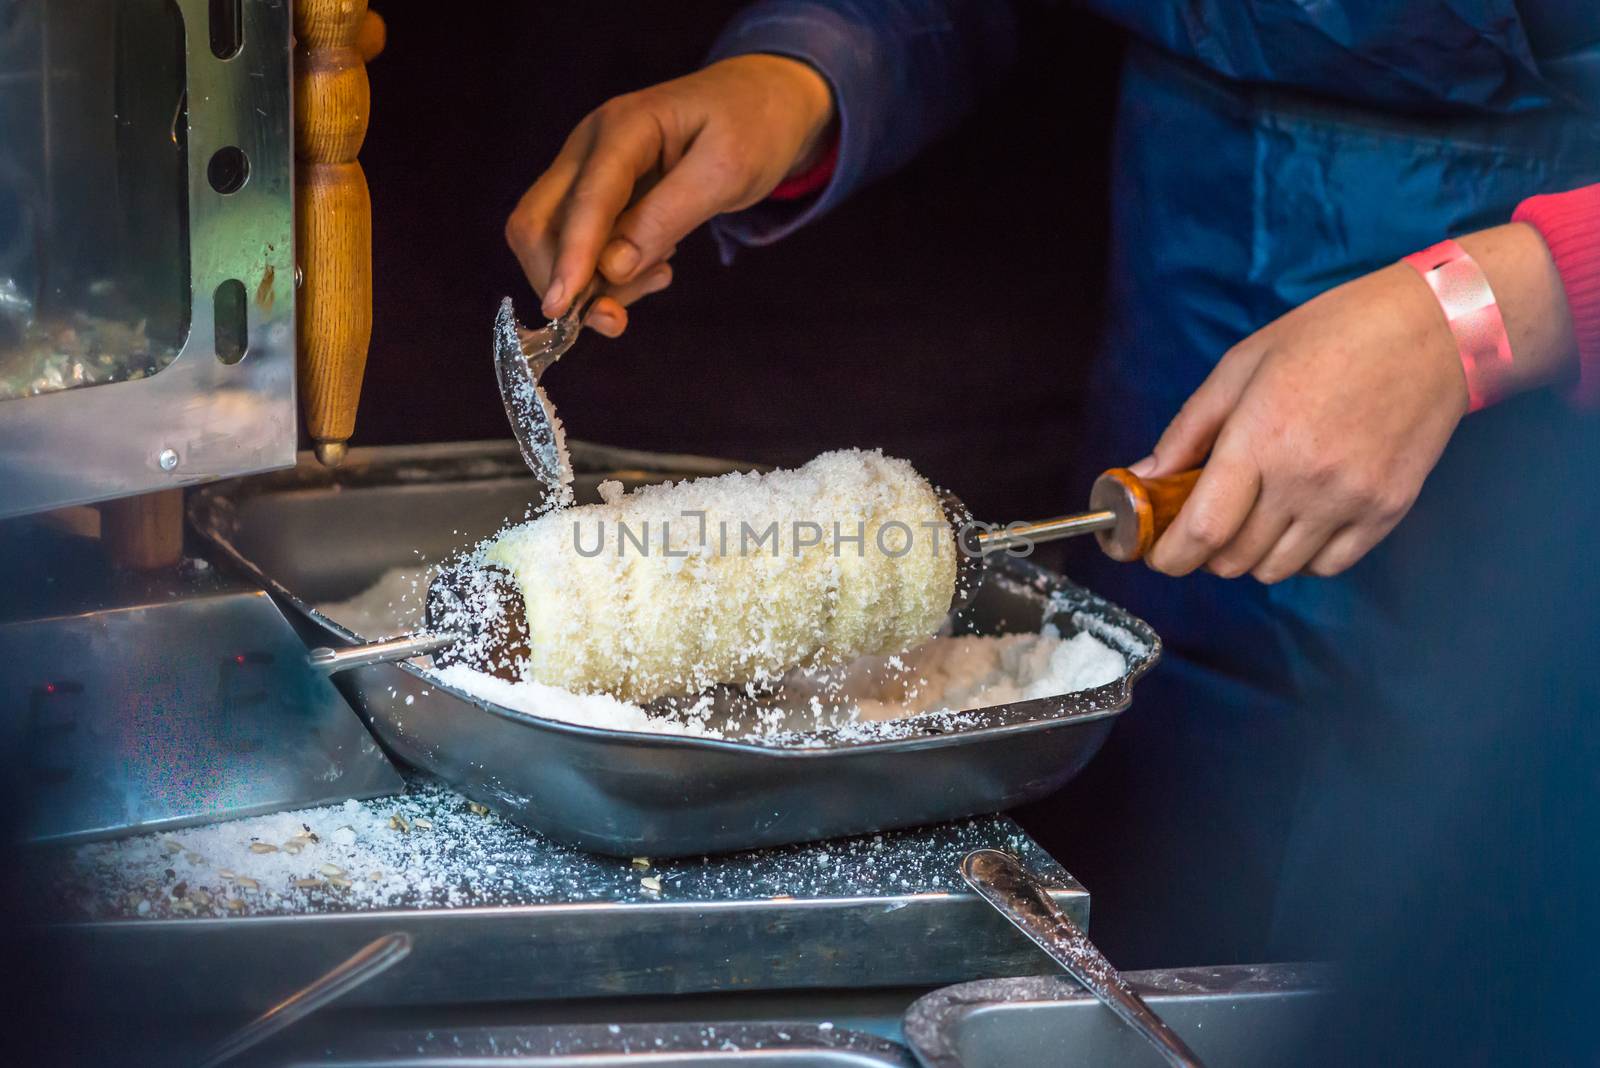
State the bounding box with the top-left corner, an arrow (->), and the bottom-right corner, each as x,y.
480,449 -> 957,702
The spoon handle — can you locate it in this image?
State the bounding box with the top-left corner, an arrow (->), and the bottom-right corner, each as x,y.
962,849 -> 1206,1068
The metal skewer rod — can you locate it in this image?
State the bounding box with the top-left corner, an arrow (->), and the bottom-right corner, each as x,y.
306,471 -> 1202,676
975,510 -> 1118,553
308,632 -> 463,674
973,467 -> 1202,562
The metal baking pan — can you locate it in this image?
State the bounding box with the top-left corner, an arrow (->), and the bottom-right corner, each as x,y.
903,965 -> 1337,1068
270,1022 -> 917,1067
191,441 -> 1160,857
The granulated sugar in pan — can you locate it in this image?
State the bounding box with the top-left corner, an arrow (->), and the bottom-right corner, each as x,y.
319,561 -> 438,638
429,626 -> 1123,742
320,562 -> 1128,745
431,665 -> 727,738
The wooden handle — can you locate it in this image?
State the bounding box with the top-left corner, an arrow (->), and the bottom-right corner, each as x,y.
1088,467 -> 1202,563
295,0 -> 377,467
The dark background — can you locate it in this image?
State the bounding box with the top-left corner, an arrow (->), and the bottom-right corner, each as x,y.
14,6 -> 1600,1062
357,1 -> 1124,527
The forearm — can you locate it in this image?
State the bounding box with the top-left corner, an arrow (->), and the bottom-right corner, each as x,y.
708,0 -> 1020,248
740,54 -> 836,180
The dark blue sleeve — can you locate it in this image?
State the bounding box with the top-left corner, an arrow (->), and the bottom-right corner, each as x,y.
706,0 -> 1019,254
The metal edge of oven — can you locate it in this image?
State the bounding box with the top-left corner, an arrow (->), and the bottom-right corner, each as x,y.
0,0 -> 296,519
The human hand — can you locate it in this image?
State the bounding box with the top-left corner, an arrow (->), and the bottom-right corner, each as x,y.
1136,262 -> 1469,581
1137,223 -> 1576,582
505,55 -> 835,337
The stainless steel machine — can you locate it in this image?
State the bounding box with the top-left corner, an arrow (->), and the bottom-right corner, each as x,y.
0,0 -> 401,841
0,0 -> 297,515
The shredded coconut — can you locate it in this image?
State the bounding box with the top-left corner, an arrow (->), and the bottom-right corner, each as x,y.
432,664 -> 724,737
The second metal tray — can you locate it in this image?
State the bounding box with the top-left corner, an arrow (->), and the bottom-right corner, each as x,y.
276,1022 -> 918,1067
903,965 -> 1336,1068
191,441 -> 1160,857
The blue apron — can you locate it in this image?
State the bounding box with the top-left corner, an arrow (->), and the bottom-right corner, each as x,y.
1040,2 -> 1600,965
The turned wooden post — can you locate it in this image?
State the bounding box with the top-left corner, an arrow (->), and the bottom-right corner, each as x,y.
294,1 -> 382,467
101,490 -> 185,570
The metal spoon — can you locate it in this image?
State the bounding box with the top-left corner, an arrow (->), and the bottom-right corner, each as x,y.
961,849 -> 1205,1068
494,283 -> 602,514
195,931 -> 413,1068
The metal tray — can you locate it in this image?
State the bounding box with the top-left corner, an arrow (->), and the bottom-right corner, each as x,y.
191,441 -> 1160,857
902,965 -> 1336,1068
42,783 -> 1089,1011
271,1022 -> 917,1067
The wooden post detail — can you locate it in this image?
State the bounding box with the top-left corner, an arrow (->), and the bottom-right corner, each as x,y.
294,1 -> 380,467
101,490 -> 185,570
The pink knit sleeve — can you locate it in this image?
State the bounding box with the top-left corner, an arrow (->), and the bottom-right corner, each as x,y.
768,130 -> 840,202
1513,183 -> 1600,408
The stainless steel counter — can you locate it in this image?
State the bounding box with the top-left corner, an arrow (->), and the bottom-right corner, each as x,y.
40,779 -> 1088,1015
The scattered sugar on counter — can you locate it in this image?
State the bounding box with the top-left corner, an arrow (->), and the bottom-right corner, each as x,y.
48,782 -> 1049,921
53,784 -> 661,919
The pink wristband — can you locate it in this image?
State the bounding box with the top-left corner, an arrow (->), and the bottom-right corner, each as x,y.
1402,239 -> 1514,412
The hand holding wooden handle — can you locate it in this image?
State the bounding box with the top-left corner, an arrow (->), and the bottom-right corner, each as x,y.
1088,467 -> 1203,562
295,0 -> 378,467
